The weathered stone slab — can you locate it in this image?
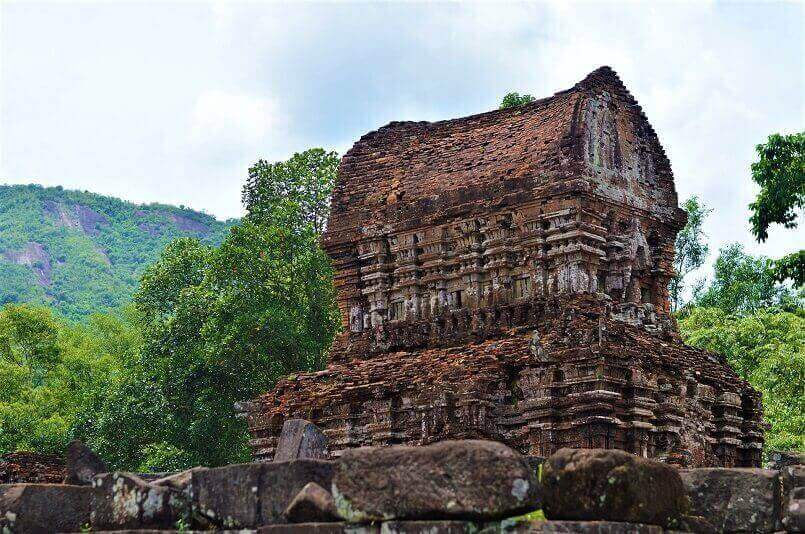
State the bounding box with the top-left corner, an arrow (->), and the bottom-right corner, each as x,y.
285,482 -> 339,523
783,464 -> 805,493
767,450 -> 805,470
540,449 -> 687,528
680,467 -> 781,533
192,462 -> 262,527
261,460 -> 336,524
191,460 -> 335,527
381,520 -> 476,534
0,483 -> 95,534
332,440 -> 540,521
258,523 -> 378,534
505,521 -> 663,533
91,471 -> 189,530
65,439 -> 109,485
274,419 -> 329,462
784,496 -> 805,532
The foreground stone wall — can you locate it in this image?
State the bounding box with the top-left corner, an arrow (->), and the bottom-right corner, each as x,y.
2,440 -> 802,533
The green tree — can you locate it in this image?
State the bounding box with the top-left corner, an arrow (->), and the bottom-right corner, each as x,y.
679,307 -> 804,451
748,132 -> 804,286
0,304 -> 61,380
693,243 -> 800,315
499,92 -> 536,110
669,196 -> 711,311
105,150 -> 342,468
0,305 -> 131,457
243,148 -> 339,235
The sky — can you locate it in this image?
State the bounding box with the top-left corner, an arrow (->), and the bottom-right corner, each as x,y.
1,1 -> 803,283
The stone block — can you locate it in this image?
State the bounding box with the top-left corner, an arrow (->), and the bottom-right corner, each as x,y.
0,483 -> 95,533
274,419 -> 329,462
541,449 -> 687,528
784,497 -> 805,532
191,460 -> 334,528
381,520 -> 476,534
65,439 -> 109,485
332,440 -> 540,522
510,521 -> 663,533
258,524 -> 379,534
285,482 -> 339,523
680,467 -> 781,533
152,466 -> 208,492
261,460 -> 336,524
783,464 -> 805,492
192,462 -> 262,527
91,471 -> 189,530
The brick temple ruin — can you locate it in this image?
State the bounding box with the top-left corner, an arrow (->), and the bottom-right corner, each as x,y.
245,66 -> 765,467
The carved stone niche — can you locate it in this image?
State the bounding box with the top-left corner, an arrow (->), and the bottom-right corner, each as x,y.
245,66 -> 764,467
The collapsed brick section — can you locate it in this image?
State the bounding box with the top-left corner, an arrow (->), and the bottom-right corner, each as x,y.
0,452 -> 66,484
245,66 -> 764,467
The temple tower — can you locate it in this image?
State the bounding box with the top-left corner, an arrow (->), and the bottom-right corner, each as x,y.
244,67 -> 764,467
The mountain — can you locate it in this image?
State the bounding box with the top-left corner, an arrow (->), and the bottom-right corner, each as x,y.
0,184 -> 236,320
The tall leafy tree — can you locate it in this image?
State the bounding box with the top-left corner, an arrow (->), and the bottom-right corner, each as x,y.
243,148 -> 339,235
499,92 -> 536,110
669,196 -> 711,311
693,243 -> 800,315
748,132 -> 804,286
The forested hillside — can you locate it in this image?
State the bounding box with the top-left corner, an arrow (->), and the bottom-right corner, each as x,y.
0,184 -> 235,320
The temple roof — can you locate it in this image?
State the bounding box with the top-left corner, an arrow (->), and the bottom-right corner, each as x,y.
324,66 -> 674,248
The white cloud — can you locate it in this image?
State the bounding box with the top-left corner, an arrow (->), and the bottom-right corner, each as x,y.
187,90 -> 281,163
1,0 -> 802,265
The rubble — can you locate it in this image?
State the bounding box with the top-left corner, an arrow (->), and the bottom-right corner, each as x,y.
0,451 -> 65,484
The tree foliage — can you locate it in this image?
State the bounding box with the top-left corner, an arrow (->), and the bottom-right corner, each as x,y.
0,304 -> 136,457
669,196 -> 711,311
749,132 -> 805,241
243,149 -> 339,235
499,92 -> 536,110
679,307 -> 804,451
1,150 -> 341,470
748,132 -> 804,286
692,243 -> 801,315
